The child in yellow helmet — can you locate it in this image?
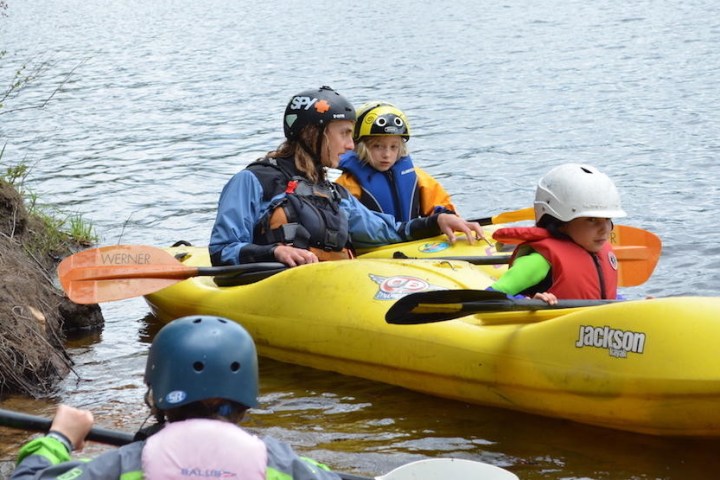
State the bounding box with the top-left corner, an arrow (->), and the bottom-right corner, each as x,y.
335,102 -> 457,222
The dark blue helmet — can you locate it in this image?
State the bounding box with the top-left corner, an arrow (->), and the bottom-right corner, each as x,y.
144,316 -> 259,410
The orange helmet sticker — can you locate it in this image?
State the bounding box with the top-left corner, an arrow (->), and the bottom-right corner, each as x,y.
315,100 -> 330,113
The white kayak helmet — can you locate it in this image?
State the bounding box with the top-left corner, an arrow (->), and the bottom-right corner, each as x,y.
534,163 -> 627,222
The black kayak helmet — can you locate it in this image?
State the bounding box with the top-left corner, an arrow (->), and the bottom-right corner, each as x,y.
283,85 -> 356,141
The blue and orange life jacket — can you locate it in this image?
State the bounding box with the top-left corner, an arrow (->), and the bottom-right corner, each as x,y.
338,152 -> 420,222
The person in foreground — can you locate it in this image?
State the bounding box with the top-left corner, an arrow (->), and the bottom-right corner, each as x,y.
489,163 -> 627,304
209,86 -> 482,267
11,316 -> 342,480
335,101 -> 456,221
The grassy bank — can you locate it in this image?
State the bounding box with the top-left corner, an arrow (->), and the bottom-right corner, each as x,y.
1,154 -> 97,254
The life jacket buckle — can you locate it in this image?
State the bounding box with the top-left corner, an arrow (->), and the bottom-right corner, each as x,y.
285,180 -> 299,194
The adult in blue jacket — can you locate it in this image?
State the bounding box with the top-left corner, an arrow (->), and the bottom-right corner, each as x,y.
209,86 -> 482,267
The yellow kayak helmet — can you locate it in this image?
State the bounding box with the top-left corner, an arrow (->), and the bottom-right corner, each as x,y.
354,102 -> 411,142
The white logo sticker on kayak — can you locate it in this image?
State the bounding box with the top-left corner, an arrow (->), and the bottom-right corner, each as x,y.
575,325 -> 646,358
369,274 -> 444,300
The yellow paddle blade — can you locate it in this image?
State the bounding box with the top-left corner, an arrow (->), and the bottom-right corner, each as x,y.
490,207 -> 535,224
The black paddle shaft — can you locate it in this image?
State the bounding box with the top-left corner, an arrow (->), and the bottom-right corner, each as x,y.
0,408 -> 133,446
385,289 -> 617,324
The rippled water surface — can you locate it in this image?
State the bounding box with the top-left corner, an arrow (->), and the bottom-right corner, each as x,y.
2,1 -> 720,478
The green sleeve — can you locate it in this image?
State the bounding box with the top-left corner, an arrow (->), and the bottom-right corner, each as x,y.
491,252 -> 551,296
16,437 -> 71,466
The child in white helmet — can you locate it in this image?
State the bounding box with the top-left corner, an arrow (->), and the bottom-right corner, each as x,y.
489,163 -> 627,304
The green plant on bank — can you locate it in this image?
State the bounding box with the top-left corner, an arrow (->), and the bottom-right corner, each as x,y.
30,202 -> 98,251
1,155 -> 98,251
24,187 -> 98,247
0,145 -> 30,184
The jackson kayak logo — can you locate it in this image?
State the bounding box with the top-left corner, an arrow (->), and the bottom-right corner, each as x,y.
369,274 -> 444,300
575,325 -> 646,358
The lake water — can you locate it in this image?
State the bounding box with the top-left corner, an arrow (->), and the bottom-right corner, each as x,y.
2,0 -> 720,478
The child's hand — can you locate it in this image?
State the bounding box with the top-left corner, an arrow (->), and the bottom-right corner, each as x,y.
50,404 -> 94,452
533,292 -> 558,305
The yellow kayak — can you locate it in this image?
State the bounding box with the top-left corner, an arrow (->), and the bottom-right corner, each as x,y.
143,245 -> 720,437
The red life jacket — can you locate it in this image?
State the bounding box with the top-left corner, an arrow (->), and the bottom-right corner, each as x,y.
493,227 -> 619,299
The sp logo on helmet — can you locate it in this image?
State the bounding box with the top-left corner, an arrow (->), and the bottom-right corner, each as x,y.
165,390 -> 187,404
288,95 -> 331,113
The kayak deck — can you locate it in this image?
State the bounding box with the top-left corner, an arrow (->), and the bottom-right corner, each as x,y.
144,245 -> 720,437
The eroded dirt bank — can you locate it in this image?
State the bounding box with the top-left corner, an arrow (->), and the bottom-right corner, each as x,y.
0,181 -> 103,398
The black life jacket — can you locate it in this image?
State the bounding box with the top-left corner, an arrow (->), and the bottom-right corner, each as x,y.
248,157 -> 353,259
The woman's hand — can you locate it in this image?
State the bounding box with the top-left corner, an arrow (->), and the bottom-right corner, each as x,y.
436,213 -> 485,244
273,244 -> 319,267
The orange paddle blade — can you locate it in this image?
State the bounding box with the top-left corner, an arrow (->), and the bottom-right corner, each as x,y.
611,225 -> 662,286
58,245 -> 198,304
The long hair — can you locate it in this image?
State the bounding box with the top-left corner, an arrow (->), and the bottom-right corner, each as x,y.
268,125 -> 325,183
